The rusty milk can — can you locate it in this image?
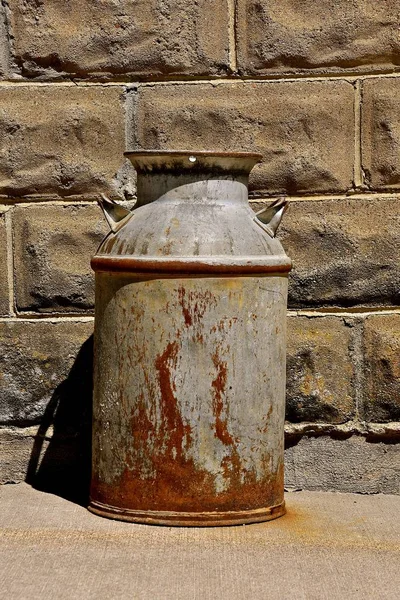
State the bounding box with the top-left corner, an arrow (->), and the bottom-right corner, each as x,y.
89,151 -> 291,526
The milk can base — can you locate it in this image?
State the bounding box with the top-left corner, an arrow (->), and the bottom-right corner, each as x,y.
88,499 -> 286,527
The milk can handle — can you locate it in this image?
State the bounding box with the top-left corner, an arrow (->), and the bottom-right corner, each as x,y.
98,194 -> 134,233
253,198 -> 288,238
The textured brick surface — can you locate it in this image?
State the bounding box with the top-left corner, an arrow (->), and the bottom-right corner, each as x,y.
0,4 -> 9,78
362,78 -> 400,190
0,427 -> 42,483
0,86 -> 126,197
285,435 -> 400,494
362,315 -> 400,422
13,205 -> 107,313
135,81 -> 354,195
237,1 -> 400,76
10,0 -> 229,79
260,196 -> 400,308
0,321 -> 93,425
0,212 -> 9,316
286,317 -> 355,423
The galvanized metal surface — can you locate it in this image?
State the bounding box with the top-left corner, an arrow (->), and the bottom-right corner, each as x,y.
90,151 -> 291,526
95,153 -> 289,264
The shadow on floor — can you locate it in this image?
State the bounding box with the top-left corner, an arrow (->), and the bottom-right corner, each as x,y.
26,335 -> 93,507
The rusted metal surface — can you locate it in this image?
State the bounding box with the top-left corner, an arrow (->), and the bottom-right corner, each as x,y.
91,256 -> 292,274
90,151 -> 291,526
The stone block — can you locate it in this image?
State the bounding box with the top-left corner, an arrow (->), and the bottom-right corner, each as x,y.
257,196 -> 400,308
9,0 -> 229,79
0,321 -> 93,425
0,86 -> 127,197
0,211 -> 9,316
362,78 -> 400,190
135,80 -> 354,195
286,316 -> 355,423
362,315 -> 400,422
13,204 -> 108,313
237,1 -> 400,76
285,435 -> 400,494
0,428 -> 37,483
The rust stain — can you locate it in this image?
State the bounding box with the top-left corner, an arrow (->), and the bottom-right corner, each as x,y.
261,403 -> 274,433
179,287 -> 216,324
177,286 -> 217,345
91,456 -> 284,514
178,287 -> 193,327
211,316 -> 238,334
211,350 -> 234,446
210,348 -> 252,497
129,392 -> 154,472
155,341 -> 191,459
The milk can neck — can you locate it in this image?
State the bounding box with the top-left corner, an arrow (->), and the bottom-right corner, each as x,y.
136,172 -> 249,207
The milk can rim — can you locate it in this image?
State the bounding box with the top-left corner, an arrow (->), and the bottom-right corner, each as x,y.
124,150 -> 263,160
124,150 -> 263,173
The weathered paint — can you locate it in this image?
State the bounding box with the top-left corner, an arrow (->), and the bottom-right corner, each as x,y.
90,151 -> 291,526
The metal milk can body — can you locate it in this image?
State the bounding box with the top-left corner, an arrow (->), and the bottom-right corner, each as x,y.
90,151 -> 291,526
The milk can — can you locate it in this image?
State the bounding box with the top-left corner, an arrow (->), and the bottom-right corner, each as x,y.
89,151 -> 291,526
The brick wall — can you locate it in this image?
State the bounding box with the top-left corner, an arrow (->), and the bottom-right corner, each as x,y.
0,1 -> 399,497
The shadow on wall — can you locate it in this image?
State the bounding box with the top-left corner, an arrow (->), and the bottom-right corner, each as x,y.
26,336 -> 94,507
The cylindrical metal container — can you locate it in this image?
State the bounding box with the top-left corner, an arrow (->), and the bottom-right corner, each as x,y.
89,151 -> 291,526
